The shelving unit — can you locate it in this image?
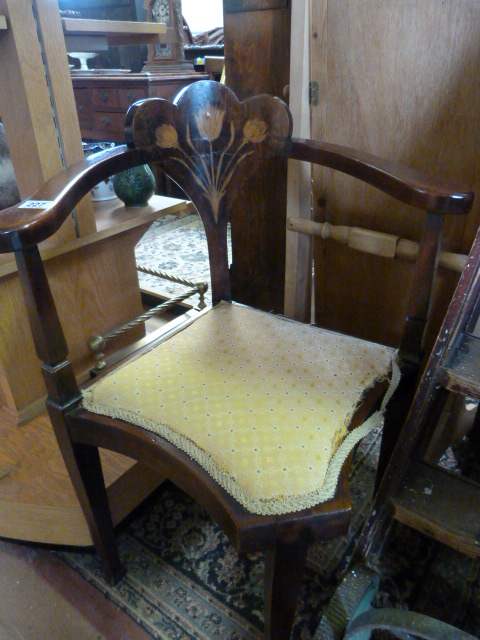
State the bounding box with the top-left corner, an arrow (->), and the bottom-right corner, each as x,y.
0,195 -> 192,422
62,16 -> 168,46
0,393 -> 166,546
356,225 -> 480,567
0,195 -> 191,546
0,0 -> 199,547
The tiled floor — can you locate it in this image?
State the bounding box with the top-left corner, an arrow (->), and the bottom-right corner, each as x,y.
0,540 -> 150,640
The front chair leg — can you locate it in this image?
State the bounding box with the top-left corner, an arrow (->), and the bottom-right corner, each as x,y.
48,404 -> 124,583
72,442 -> 126,584
264,538 -> 309,640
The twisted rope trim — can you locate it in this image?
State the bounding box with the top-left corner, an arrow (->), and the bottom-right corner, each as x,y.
137,264 -> 202,289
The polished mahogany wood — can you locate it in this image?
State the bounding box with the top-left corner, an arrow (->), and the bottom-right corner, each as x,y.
282,138 -> 473,215
14,245 -> 123,583
124,81 -> 293,303
0,146 -> 146,252
0,81 -> 474,639
264,538 -> 309,639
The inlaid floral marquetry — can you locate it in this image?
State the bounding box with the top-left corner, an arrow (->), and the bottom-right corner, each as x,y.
154,103 -> 268,220
125,81 -> 292,227
125,81 -> 292,302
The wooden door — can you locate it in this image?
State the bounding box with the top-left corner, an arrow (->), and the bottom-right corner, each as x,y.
309,0 -> 480,351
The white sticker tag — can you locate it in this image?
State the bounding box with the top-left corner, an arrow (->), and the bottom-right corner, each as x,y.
19,200 -> 54,209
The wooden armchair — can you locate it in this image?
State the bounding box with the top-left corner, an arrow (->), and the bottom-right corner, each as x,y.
0,81 -> 473,639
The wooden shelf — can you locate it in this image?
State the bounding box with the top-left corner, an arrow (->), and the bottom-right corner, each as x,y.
391,459 -> 480,559
62,17 -> 167,46
440,333 -> 480,400
93,194 -> 194,231
0,197 -> 195,545
0,195 -> 194,425
0,394 -> 165,546
0,195 -> 194,280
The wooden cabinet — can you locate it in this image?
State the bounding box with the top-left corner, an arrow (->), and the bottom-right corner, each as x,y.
73,72 -> 207,142
0,0 -> 196,549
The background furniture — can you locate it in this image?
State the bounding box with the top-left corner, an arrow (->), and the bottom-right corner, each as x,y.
224,0 -> 291,312
73,72 -> 207,142
0,80 -> 472,640
358,224 -> 480,566
0,0 -> 194,546
316,224 -> 480,640
142,0 -> 193,73
224,0 -> 480,361
59,0 -> 151,72
0,0 -> 188,420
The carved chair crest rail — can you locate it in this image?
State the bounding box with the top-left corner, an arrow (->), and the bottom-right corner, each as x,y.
0,81 -> 473,639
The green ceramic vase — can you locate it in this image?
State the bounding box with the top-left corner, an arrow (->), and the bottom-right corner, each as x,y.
113,164 -> 155,207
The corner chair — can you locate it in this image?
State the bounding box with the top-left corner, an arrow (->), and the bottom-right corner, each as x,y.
0,81 -> 473,639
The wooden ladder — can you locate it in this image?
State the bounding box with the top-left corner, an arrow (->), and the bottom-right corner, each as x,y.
358,224 -> 480,562
315,226 -> 480,640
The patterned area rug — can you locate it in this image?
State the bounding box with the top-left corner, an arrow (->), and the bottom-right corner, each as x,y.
135,212 -> 231,308
56,424 -> 480,639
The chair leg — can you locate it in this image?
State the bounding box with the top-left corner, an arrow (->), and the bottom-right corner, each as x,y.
47,404 -> 125,584
72,442 -> 126,584
375,371 -> 417,490
264,538 -> 309,640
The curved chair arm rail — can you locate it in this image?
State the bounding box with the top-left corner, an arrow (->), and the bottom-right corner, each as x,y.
0,145 -> 148,253
281,137 -> 474,216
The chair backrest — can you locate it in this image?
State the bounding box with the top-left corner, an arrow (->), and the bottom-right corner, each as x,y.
0,80 -> 473,422
125,81 -> 292,304
124,80 -> 473,367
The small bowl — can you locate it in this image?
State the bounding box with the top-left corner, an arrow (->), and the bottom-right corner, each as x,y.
90,177 -> 116,201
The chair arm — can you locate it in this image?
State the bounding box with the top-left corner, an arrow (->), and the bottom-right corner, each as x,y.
0,145 -> 147,253
281,137 -> 474,215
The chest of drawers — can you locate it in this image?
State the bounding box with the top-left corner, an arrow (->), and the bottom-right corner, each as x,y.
73,72 -> 208,143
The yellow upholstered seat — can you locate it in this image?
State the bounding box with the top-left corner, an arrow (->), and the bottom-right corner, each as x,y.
83,302 -> 398,515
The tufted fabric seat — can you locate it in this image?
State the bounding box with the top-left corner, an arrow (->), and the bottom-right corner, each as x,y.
82,302 -> 399,515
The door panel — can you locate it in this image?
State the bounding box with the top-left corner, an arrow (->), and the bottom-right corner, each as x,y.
310,0 -> 480,350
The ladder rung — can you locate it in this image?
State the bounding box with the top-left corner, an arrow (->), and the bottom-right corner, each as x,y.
391,460 -> 480,559
440,333 -> 480,399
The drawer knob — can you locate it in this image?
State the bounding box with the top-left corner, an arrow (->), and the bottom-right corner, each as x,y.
77,104 -> 84,114
101,115 -> 111,126
126,91 -> 138,103
99,91 -> 109,102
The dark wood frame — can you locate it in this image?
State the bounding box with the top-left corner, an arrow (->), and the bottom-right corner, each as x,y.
0,81 -> 473,639
356,222 -> 480,566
